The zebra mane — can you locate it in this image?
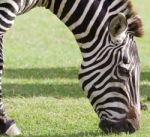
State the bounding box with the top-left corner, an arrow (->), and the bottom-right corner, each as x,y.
126,0 -> 144,37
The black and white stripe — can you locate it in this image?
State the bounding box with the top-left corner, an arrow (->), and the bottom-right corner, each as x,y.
0,0 -> 142,134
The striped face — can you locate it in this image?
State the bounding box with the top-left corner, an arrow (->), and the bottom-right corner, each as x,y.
79,13 -> 140,133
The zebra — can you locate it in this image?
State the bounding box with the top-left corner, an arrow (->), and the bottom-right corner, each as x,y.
0,0 -> 143,135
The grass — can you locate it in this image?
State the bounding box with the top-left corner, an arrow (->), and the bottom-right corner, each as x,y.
1,0 -> 150,136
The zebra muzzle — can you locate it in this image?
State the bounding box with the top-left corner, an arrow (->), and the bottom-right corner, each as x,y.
99,118 -> 138,134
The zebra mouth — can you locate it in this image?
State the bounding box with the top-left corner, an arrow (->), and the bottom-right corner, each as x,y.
99,119 -> 137,134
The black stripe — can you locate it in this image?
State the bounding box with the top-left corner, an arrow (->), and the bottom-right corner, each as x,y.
0,28 -> 6,33
0,65 -> 3,70
65,0 -> 89,26
72,1 -> 99,34
81,72 -> 99,91
0,3 -> 17,13
81,31 -> 108,62
91,87 -> 128,105
79,48 -> 116,79
0,10 -> 15,20
42,0 -> 46,5
76,0 -> 113,43
53,0 -> 62,15
98,107 -> 127,115
46,0 -> 51,9
95,97 -> 128,108
109,0 -> 125,13
60,0 -> 75,20
0,17 -> 12,28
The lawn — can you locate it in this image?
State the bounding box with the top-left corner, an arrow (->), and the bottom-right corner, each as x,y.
1,0 -> 150,136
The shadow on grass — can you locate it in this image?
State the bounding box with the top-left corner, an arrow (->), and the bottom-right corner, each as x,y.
4,67 -> 78,79
3,67 -> 84,98
2,67 -> 150,98
3,83 -> 84,98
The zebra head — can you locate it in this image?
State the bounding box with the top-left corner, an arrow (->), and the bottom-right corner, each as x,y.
98,13 -> 142,134
79,12 -> 143,134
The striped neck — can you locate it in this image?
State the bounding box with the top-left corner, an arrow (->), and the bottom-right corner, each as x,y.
45,0 -> 111,63
18,0 -> 127,43
18,0 -> 132,63
39,0 -> 130,65
46,0 -> 104,41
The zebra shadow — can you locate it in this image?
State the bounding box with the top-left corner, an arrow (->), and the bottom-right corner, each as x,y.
3,67 -> 84,98
2,67 -> 150,98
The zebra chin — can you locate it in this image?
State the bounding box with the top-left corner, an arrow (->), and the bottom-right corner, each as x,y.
99,118 -> 140,134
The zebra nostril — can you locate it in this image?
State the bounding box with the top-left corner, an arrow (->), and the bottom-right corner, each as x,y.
118,64 -> 130,77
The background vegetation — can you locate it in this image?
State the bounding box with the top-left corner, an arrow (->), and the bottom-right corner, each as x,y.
1,0 -> 150,136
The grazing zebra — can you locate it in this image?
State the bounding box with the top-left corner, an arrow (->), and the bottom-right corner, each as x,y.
0,0 -> 143,135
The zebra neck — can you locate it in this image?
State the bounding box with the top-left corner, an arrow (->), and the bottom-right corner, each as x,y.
19,0 -> 110,63
45,0 -> 109,64
19,0 -> 105,44
45,0 -> 103,47
46,0 -> 96,32
18,0 -> 49,14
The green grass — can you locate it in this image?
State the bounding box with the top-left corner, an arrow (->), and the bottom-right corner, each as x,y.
1,0 -> 150,136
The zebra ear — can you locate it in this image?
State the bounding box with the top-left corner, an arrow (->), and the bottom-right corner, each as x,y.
109,13 -> 127,37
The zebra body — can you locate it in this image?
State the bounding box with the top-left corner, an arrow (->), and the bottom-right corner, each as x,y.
0,0 -> 143,135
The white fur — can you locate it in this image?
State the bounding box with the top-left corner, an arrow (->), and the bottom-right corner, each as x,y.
5,124 -> 21,136
110,30 -> 127,44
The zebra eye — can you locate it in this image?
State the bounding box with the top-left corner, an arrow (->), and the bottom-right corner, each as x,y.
118,64 -> 130,77
123,55 -> 130,64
